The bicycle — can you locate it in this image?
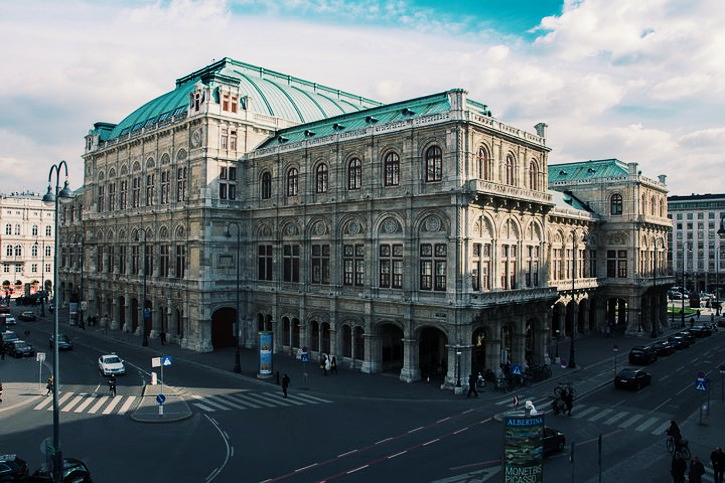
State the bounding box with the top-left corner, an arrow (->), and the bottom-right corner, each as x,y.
666,435 -> 691,459
554,382 -> 576,400
108,379 -> 117,397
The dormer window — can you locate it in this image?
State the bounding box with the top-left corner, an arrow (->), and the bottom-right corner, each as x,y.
222,93 -> 238,113
333,123 -> 345,131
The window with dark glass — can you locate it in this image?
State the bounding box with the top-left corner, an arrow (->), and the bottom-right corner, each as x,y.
175,244 -> 186,279
311,244 -> 330,284
348,158 -> 362,190
176,167 -> 187,202
120,180 -> 128,209
526,245 -> 540,287
505,154 -> 515,185
343,244 -> 364,286
97,246 -> 104,273
160,171 -> 170,204
425,146 -> 442,182
107,246 -> 114,274
97,185 -> 105,212
610,194 -> 623,215
146,174 -> 155,206
472,244 -> 481,290
478,147 -> 491,180
108,183 -> 116,211
617,250 -> 628,278
529,161 -> 538,190
606,250 -> 616,278
589,250 -> 597,277
119,246 -> 126,275
258,244 -> 273,280
500,244 -> 517,289
316,164 -> 328,193
132,177 -> 141,208
287,168 -> 298,196
384,152 -> 400,186
283,244 -> 300,282
261,172 -> 272,199
379,243 -> 403,288
160,245 -> 169,277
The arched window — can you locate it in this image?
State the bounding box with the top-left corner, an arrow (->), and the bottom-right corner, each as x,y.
32,244 -> 38,257
5,245 -> 11,257
287,168 -> 298,196
384,152 -> 400,186
316,164 -> 328,193
611,193 -> 623,215
14,224 -> 20,235
261,172 -> 272,199
505,154 -> 515,185
4,224 -> 10,235
528,160 -> 539,190
650,195 -> 657,215
478,147 -> 492,180
425,145 -> 442,182
14,245 -> 21,257
348,158 -> 362,190
46,225 -> 52,236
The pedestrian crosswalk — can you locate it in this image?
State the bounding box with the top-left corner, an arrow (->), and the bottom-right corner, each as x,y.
494,395 -> 674,437
32,389 -> 333,416
177,389 -> 333,413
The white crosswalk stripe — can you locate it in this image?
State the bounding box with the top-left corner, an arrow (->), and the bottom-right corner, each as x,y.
189,390 -> 334,413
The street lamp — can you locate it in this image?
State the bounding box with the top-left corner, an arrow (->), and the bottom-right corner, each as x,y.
682,241 -> 689,329
555,329 -> 560,360
455,346 -> 462,388
717,217 -> 725,314
226,222 -> 242,373
42,160 -> 74,483
568,240 -> 577,369
40,241 -> 46,317
140,229 -> 149,347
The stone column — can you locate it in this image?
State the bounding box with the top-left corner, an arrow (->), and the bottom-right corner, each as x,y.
361,333 -> 381,374
400,338 -> 421,383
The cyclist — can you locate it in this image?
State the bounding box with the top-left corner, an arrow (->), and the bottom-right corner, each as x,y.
108,374 -> 117,396
666,420 -> 686,454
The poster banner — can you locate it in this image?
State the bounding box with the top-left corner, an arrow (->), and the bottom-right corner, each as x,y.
258,331 -> 273,377
503,415 -> 544,483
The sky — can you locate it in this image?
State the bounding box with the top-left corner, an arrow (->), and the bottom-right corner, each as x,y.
1,0 -> 723,197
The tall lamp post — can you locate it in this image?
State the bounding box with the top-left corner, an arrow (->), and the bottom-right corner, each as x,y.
682,241 -> 689,329
226,222 -> 242,373
42,161 -> 73,483
140,229 -> 149,347
568,239 -> 577,368
40,241 -> 46,317
717,217 -> 725,314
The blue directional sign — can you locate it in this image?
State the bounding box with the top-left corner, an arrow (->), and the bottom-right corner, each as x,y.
161,356 -> 173,367
156,394 -> 166,404
695,378 -> 708,391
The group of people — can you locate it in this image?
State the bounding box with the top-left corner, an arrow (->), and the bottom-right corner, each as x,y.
318,354 -> 337,376
667,420 -> 725,483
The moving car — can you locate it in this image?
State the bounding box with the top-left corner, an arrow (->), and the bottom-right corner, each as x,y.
49,333 -> 73,351
543,427 -> 566,456
0,305 -> 10,314
30,457 -> 93,482
8,340 -> 35,358
1,330 -> 20,351
690,325 -> 713,337
18,311 -> 37,322
0,454 -> 29,482
667,334 -> 690,350
628,345 -> 658,365
651,339 -> 676,356
98,353 -> 125,376
614,368 -> 652,390
0,314 -> 17,325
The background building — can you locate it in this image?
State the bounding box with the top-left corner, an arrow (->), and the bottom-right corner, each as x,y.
0,192 -> 55,298
64,57 -> 674,389
667,193 -> 725,300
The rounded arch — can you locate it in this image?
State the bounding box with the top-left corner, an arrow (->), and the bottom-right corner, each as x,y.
306,216 -> 330,238
132,161 -> 142,172
211,307 -> 236,349
176,148 -> 187,162
415,210 -> 450,237
108,168 -> 116,178
120,165 -> 129,176
373,213 -> 406,238
160,153 -> 171,165
337,214 -> 367,238
472,214 -> 496,239
476,143 -> 493,180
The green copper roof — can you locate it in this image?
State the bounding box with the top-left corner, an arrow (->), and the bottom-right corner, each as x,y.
549,189 -> 592,213
549,159 -> 629,184
103,57 -> 383,141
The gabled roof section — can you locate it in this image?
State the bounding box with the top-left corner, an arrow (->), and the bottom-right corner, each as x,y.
550,189 -> 592,213
549,159 -> 629,184
102,57 -> 383,141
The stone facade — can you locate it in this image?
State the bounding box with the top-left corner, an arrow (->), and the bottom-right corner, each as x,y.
61,58 -> 674,390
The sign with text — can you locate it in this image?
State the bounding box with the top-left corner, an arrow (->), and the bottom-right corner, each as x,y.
258,331 -> 273,376
503,415 -> 544,483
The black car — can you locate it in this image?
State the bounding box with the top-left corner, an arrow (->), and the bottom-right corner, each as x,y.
18,311 -> 37,322
30,457 -> 92,482
614,368 -> 652,390
628,345 -> 658,365
677,330 -> 697,344
651,339 -> 676,356
49,333 -> 73,351
0,454 -> 29,482
667,334 -> 690,350
543,427 -> 566,456
1,330 -> 20,351
8,340 -> 35,358
690,325 -> 712,337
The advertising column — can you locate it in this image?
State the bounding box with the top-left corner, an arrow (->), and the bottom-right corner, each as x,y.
503,415 -> 544,483
258,331 -> 273,379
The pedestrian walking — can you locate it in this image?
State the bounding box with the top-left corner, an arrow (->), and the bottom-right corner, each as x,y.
320,354 -> 328,375
562,386 -> 574,416
0,380 -> 3,403
330,356 -> 337,375
711,447 -> 725,483
689,455 -> 705,483
45,375 -> 54,396
0,343 -> 5,360
466,373 -> 479,398
672,453 -> 687,483
108,374 -> 117,396
281,373 -> 290,398
159,330 -> 166,345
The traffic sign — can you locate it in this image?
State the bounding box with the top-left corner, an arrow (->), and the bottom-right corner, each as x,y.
695,378 -> 708,391
156,394 -> 166,404
511,364 -> 522,375
36,352 -> 45,362
162,356 -> 172,367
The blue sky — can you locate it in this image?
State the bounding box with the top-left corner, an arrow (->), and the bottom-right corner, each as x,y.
0,0 -> 723,196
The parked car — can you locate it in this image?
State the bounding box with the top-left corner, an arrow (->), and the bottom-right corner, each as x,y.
8,340 -> 35,358
18,311 -> 37,322
49,333 -> 73,351
98,353 -> 125,376
628,345 -> 658,365
651,339 -> 676,356
0,454 -> 29,482
30,457 -> 92,482
677,330 -> 697,344
690,325 -> 713,337
1,330 -> 20,351
0,305 -> 10,314
0,314 -> 17,325
543,427 -> 566,456
614,368 -> 652,390
667,334 -> 690,350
